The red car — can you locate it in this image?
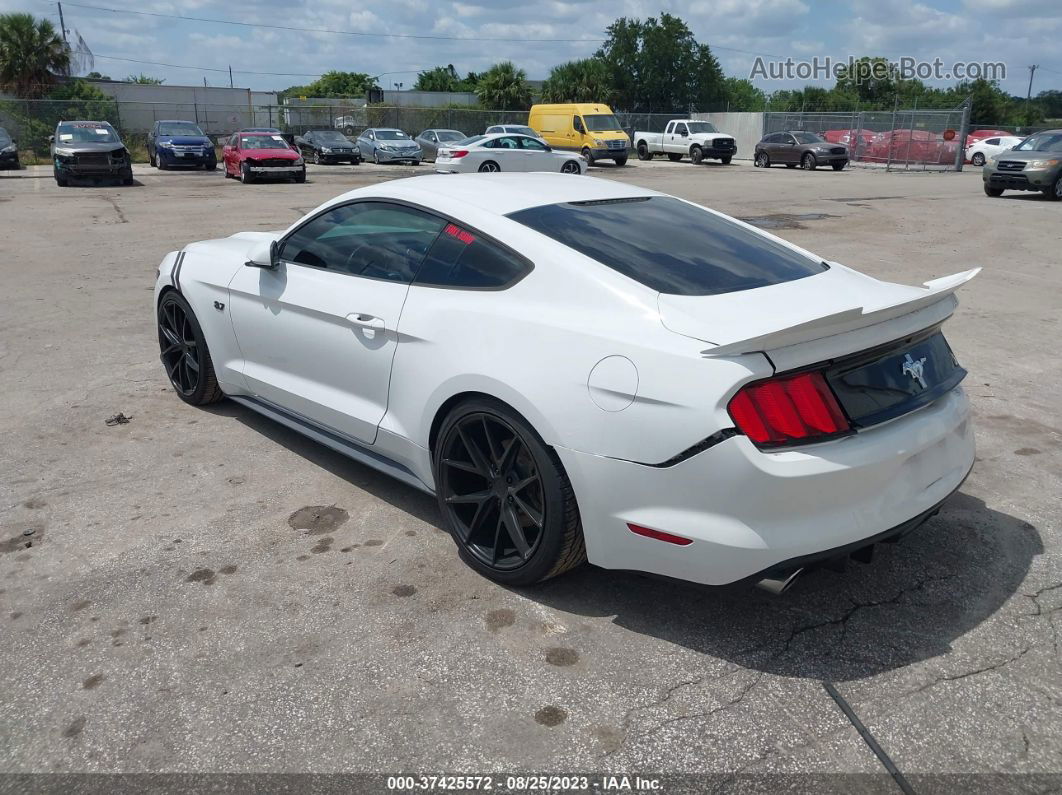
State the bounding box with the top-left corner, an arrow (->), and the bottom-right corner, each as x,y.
222,131 -> 306,184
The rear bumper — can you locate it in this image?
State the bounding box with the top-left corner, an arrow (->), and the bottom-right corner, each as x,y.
555,386 -> 975,586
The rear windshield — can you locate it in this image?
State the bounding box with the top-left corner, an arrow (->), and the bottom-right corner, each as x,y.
508,196 -> 827,296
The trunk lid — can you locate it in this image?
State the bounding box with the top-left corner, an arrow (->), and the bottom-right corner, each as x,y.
658,265 -> 978,370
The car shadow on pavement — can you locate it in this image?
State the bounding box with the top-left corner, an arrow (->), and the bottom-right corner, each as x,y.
521,491 -> 1042,682
207,401 -> 1040,683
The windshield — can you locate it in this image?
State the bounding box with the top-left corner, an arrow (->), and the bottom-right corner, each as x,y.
583,114 -> 622,132
0,128 -> 11,146
315,131 -> 349,143
56,123 -> 119,144
158,122 -> 204,137
437,130 -> 465,142
376,130 -> 409,140
685,122 -> 718,134
240,135 -> 291,150
1014,132 -> 1062,152
793,132 -> 825,144
508,196 -> 827,297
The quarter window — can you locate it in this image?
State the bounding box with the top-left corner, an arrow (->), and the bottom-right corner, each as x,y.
415,223 -> 531,289
279,202 -> 446,283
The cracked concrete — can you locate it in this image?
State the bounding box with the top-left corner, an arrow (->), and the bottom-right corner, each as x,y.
1,162 -> 1059,775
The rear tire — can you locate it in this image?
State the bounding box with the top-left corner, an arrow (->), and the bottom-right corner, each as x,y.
433,397 -> 585,586
478,160 -> 500,173
754,151 -> 769,168
984,184 -> 1004,197
294,170 -> 306,183
637,141 -> 651,160
971,152 -> 986,167
157,291 -> 224,406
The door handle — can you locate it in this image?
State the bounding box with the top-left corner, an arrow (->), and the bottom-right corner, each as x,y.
346,313 -> 385,330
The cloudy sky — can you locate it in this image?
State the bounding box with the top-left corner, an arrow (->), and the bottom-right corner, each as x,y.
4,0 -> 1060,95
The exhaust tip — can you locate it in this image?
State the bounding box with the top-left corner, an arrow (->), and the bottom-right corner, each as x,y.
755,567 -> 804,595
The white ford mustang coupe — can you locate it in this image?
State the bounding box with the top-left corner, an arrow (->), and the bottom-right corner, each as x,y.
155,174 -> 976,591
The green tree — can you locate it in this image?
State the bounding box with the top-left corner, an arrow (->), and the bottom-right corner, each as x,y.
0,78 -> 113,154
0,13 -> 70,98
1037,89 -> 1062,119
282,70 -> 377,99
475,61 -> 531,110
126,73 -> 164,84
596,13 -> 725,112
85,70 -> 112,81
415,65 -> 459,92
540,58 -> 613,104
722,77 -> 766,111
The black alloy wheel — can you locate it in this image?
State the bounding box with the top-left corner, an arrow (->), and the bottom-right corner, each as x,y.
434,400 -> 585,585
157,292 -> 223,405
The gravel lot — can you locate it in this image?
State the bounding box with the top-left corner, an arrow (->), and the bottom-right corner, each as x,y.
1,159 -> 1060,784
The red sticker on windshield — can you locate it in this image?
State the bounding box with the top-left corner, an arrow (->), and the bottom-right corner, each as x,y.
444,223 -> 475,245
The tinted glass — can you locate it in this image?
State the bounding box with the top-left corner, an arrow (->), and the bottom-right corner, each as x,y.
315,131 -> 349,143
675,123 -> 688,135
280,202 -> 445,283
793,132 -> 824,143
416,223 -> 530,289
686,122 -> 718,134
0,128 -> 11,146
984,138 -> 1000,146
158,122 -> 204,136
506,126 -> 537,137
519,136 -> 548,151
1014,132 -> 1062,152
56,123 -> 118,144
583,114 -> 622,131
508,197 -> 827,297
437,130 -> 465,141
487,136 -> 520,149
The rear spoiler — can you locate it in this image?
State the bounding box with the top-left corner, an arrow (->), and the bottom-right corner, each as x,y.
701,268 -> 980,357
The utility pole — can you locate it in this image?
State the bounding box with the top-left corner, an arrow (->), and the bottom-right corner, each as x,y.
1027,65 -> 1039,101
56,2 -> 68,44
228,65 -> 234,88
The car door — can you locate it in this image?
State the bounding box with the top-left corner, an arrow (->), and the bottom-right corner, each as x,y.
358,130 -> 374,158
148,122 -> 158,159
483,136 -> 522,169
517,135 -> 553,171
226,201 -> 448,445
668,122 -> 689,154
222,133 -> 237,174
298,132 -> 313,157
422,131 -> 438,160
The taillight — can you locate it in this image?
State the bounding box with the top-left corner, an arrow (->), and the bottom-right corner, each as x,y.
448,149 -> 469,159
627,524 -> 693,546
728,371 -> 849,446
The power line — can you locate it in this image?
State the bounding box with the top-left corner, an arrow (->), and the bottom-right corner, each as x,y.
59,1 -> 607,43
90,53 -> 431,80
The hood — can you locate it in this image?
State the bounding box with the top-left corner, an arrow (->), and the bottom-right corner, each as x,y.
991,149 -> 1056,161
243,148 -> 300,161
160,135 -> 211,146
185,231 -> 280,260
53,140 -> 125,153
658,264 -> 979,358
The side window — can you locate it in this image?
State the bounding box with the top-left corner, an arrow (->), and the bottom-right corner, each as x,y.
573,116 -> 585,133
666,122 -> 674,134
415,223 -> 531,289
984,137 -> 1000,146
229,133 -> 239,147
486,136 -> 520,149
676,123 -> 688,136
520,136 -> 548,151
279,202 -> 446,284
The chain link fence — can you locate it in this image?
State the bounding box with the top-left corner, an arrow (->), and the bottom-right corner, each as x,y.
0,98 -> 691,163
763,108 -> 971,170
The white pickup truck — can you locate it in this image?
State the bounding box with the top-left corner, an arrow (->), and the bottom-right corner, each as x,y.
634,120 -> 737,164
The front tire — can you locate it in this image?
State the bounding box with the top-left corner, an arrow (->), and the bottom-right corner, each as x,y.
971,152 -> 986,167
157,291 -> 224,406
240,163 -> 254,184
802,152 -> 817,170
560,160 -> 581,174
1045,173 -> 1062,201
832,161 -> 846,171
613,154 -> 627,166
312,150 -> 321,164
755,151 -> 769,168
690,145 -> 704,164
984,184 -> 1004,197
721,156 -> 732,164
433,398 -> 585,585
581,147 -> 594,165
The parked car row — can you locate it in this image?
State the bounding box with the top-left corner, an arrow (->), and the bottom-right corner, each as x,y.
0,126 -> 19,169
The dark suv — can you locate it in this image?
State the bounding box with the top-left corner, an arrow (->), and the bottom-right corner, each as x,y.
51,121 -> 133,186
755,131 -> 848,170
148,120 -> 217,170
982,129 -> 1062,200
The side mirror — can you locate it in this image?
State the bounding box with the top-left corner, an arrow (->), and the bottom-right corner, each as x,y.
48,134 -> 55,143
246,238 -> 279,270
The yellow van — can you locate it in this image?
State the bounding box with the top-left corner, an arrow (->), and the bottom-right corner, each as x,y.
528,103 -> 630,166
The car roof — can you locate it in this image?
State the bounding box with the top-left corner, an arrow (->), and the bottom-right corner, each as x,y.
329,173 -> 659,217
157,119 -> 199,124
58,120 -> 109,126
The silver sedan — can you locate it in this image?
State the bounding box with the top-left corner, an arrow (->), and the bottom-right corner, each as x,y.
415,129 -> 467,161
435,133 -> 586,174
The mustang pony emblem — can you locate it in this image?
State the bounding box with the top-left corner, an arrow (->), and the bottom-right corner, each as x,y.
902,353 -> 928,389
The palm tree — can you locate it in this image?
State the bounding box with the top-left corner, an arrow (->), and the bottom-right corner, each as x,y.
0,13 -> 70,98
475,62 -> 532,110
